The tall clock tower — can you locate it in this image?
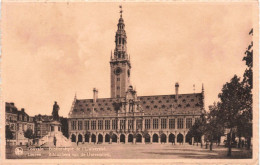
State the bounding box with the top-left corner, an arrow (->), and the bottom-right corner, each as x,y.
110,6 -> 131,98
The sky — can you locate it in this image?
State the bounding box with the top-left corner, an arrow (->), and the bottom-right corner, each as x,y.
1,2 -> 256,117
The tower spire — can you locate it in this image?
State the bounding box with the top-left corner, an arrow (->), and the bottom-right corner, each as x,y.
119,5 -> 123,18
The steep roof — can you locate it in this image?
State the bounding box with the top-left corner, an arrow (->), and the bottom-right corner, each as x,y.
5,102 -> 18,114
69,93 -> 204,118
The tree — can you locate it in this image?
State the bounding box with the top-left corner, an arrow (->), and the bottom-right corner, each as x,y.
188,114 -> 206,147
24,128 -> 34,146
60,117 -> 69,138
241,28 -> 253,149
6,125 -> 14,145
204,103 -> 224,151
218,75 -> 245,156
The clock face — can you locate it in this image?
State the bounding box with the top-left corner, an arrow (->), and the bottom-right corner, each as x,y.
115,67 -> 122,75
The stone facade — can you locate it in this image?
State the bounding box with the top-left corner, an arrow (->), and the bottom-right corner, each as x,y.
68,8 -> 205,144
5,102 -> 34,145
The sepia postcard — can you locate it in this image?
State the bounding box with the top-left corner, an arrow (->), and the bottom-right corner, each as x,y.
0,1 -> 259,164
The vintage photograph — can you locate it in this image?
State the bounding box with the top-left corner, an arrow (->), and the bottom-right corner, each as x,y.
1,1 -> 258,164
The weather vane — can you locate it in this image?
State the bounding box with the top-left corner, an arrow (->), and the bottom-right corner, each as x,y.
119,5 -> 123,18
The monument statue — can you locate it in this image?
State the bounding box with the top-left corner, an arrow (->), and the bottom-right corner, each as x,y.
52,101 -> 60,121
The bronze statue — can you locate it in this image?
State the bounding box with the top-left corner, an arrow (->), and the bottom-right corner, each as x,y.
52,101 -> 60,121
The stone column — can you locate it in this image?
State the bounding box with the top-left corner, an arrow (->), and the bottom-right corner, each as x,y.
142,136 -> 145,144
126,118 -> 128,131
133,119 -> 136,131
166,118 -> 168,129
95,120 -> 97,131
159,136 -> 161,144
142,118 -> 145,131
159,118 -> 161,130
184,117 -> 186,129
117,119 -> 120,131
76,133 -> 78,142
150,135 -> 152,144
192,137 -> 194,145
183,133 -> 186,144
166,135 -> 168,144
82,135 -> 85,143
103,134 -> 105,143
126,134 -> 128,143
110,119 -> 112,130
175,132 -> 177,144
103,119 -> 105,131
89,135 -> 92,144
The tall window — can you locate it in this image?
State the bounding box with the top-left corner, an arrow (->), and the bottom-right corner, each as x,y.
98,120 -> 103,130
120,120 -> 125,130
78,121 -> 83,130
117,78 -> 120,81
84,121 -> 89,130
153,119 -> 158,129
186,118 -> 192,129
117,86 -> 120,90
136,119 -> 142,130
72,121 -> 76,130
145,119 -> 150,129
112,120 -> 117,130
169,119 -> 175,129
161,118 -> 167,129
91,120 -> 96,130
105,120 -> 110,130
128,120 -> 133,130
177,118 -> 183,129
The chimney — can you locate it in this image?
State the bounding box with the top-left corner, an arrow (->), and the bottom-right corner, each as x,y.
175,82 -> 179,98
93,88 -> 98,103
21,108 -> 25,112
